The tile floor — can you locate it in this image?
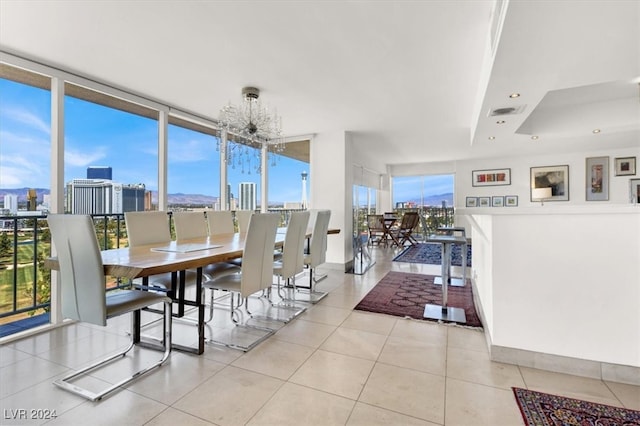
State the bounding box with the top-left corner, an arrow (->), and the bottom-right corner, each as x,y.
1,247 -> 638,425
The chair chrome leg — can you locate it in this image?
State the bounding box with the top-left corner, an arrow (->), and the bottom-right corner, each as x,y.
53,301 -> 172,401
293,268 -> 328,303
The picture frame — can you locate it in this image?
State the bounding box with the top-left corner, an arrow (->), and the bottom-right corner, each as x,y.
530,165 -> 569,202
585,156 -> 609,201
615,157 -> 636,176
631,179 -> 640,204
478,196 -> 491,207
465,197 -> 478,207
504,195 -> 518,207
472,168 -> 511,187
492,196 -> 504,207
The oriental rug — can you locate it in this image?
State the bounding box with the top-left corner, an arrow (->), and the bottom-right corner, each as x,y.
354,271 -> 482,328
512,387 -> 640,426
393,242 -> 472,267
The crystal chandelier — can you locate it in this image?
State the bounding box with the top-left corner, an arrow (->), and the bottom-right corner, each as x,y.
218,87 -> 285,172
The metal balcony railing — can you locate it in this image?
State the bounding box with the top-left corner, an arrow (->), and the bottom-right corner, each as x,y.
0,209 -> 306,335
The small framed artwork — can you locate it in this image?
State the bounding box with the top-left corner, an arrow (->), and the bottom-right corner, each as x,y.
492,196 -> 504,207
615,157 -> 636,176
585,156 -> 609,201
478,196 -> 491,207
472,168 -> 511,187
631,179 -> 640,204
465,197 -> 478,207
505,195 -> 518,207
530,165 -> 569,202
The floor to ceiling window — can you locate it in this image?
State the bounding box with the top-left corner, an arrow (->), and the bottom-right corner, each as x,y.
392,174 -> 454,209
0,72 -> 51,203
226,138 -> 262,210
0,67 -> 52,331
167,120 -> 221,211
267,152 -> 309,209
64,84 -> 159,214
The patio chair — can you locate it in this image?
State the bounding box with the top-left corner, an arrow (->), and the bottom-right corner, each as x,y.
391,212 -> 421,246
367,214 -> 386,246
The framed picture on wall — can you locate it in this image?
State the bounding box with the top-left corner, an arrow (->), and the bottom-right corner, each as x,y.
585,156 -> 609,201
530,165 -> 569,202
492,196 -> 504,207
615,157 -> 636,176
478,196 -> 491,207
465,197 -> 478,207
630,179 -> 640,204
472,168 -> 511,187
505,195 -> 518,207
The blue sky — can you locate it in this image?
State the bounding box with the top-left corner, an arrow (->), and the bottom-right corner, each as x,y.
1,78 -> 452,205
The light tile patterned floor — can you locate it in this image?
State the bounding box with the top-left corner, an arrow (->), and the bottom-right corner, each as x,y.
1,247 -> 638,425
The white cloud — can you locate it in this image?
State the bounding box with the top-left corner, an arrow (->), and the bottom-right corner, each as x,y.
0,105 -> 50,135
64,148 -> 107,167
169,138 -> 215,163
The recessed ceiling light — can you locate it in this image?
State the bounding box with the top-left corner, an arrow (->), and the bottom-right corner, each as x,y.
488,136 -> 495,140
509,93 -> 520,98
496,120 -> 506,124
593,129 -> 601,134
531,135 -> 539,140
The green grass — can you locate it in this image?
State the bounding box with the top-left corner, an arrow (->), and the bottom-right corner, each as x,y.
0,239 -> 50,315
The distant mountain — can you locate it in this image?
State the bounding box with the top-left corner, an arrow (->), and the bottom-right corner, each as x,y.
400,193 -> 454,207
0,188 -> 219,206
0,188 -> 454,208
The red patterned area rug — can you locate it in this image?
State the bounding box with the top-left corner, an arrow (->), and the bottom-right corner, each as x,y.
354,271 -> 482,328
513,387 -> 640,426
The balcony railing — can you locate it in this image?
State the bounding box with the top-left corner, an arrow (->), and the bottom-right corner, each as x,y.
0,209 -> 306,336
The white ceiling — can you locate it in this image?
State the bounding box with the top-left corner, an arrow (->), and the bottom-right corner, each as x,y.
1,0 -> 638,169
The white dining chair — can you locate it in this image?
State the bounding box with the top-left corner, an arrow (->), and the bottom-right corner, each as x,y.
173,211 -> 240,313
202,213 -> 280,351
125,211 -> 185,291
299,209 -> 331,303
270,210 -> 310,321
48,214 -> 171,401
235,209 -> 253,233
206,210 -> 235,235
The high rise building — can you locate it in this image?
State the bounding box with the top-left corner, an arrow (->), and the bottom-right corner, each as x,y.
3,194 -> 18,214
87,166 -> 113,180
238,182 -> 256,211
301,171 -> 308,209
66,179 -> 146,214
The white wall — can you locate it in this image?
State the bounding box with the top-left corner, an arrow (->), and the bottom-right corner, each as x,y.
457,146 -> 640,369
310,131 -> 352,267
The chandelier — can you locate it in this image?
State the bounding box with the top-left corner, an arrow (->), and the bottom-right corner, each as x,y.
218,87 -> 285,172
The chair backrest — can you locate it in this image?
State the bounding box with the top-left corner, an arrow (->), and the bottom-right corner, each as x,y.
125,211 -> 171,247
48,214 -> 107,326
206,210 -> 235,235
278,211 -> 310,279
239,213 -> 280,297
400,212 -> 420,231
307,210 -> 331,268
235,210 -> 253,234
173,211 -> 207,241
367,214 -> 384,232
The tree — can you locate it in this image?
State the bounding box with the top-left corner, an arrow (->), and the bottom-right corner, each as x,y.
0,232 -> 12,258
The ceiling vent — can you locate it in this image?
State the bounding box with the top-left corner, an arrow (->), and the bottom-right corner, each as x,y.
488,105 -> 526,116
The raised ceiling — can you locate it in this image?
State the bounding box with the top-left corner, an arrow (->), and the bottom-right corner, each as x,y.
0,1 -> 638,169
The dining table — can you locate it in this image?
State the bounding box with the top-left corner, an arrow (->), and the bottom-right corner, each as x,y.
46,227 -> 340,355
